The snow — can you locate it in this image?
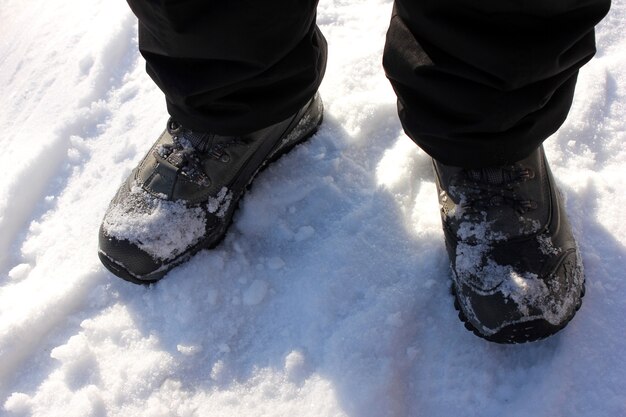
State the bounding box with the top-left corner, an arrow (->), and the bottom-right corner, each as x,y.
242,280 -> 269,306
102,184 -> 208,261
0,0 -> 625,416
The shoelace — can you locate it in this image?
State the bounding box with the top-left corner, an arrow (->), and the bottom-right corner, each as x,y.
154,119 -> 238,187
459,166 -> 537,213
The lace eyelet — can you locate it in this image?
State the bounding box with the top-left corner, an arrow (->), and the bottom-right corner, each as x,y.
168,119 -> 182,134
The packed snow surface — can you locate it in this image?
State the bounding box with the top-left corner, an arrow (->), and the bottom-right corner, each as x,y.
1,1 -> 625,416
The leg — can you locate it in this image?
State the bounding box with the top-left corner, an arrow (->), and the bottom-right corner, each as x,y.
384,0 -> 610,167
127,0 -> 326,135
383,0 -> 610,342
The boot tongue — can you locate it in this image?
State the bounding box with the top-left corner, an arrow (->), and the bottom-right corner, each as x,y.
466,167 -> 516,185
449,165 -> 540,239
179,129 -> 213,152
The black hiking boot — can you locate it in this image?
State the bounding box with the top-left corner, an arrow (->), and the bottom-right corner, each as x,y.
433,145 -> 584,343
98,94 -> 323,284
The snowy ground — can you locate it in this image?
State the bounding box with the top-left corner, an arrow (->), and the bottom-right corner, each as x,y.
1,0 -> 625,416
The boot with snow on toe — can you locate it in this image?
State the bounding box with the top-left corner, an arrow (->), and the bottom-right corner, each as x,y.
98,94 -> 323,284
432,145 -> 584,343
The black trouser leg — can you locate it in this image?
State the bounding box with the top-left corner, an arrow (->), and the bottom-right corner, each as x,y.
383,0 -> 611,167
126,0 -> 326,135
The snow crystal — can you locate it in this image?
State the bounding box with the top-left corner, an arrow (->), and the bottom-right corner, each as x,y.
206,288 -> 219,305
267,257 -> 285,270
456,217 -> 506,242
284,350 -> 310,383
498,268 -> 547,316
102,184 -> 207,261
519,217 -> 543,235
406,347 -> 419,361
455,240 -> 503,290
207,186 -> 232,217
385,312 -> 404,327
8,263 -> 32,281
155,144 -> 168,158
177,344 -> 203,356
210,360 -> 228,382
422,279 -> 436,289
3,393 -> 32,415
537,233 -> 562,256
243,280 -> 269,306
294,225 -> 316,242
232,241 -> 245,253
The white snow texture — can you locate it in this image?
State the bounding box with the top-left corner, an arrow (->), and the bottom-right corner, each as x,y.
102,183 -> 208,261
1,1 -> 625,416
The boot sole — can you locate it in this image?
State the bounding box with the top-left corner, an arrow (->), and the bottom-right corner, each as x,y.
450,279 -> 585,344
